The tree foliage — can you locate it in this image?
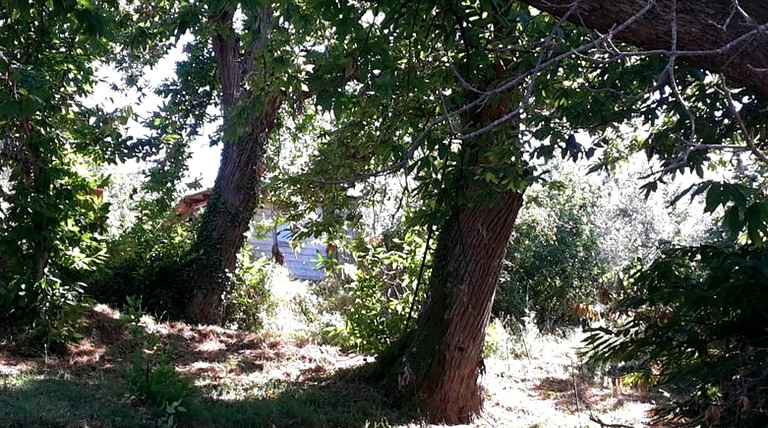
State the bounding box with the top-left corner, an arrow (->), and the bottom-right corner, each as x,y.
0,0 -> 133,348
1,0 -> 768,424
585,244 -> 768,426
495,176 -> 606,331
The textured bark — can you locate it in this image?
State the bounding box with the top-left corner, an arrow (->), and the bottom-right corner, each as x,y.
516,0 -> 768,99
186,7 -> 282,324
376,41 -> 525,419
386,190 -> 524,424
186,97 -> 282,324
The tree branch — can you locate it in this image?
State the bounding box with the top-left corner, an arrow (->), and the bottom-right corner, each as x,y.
720,77 -> 768,165
516,0 -> 768,99
309,0 -> 658,184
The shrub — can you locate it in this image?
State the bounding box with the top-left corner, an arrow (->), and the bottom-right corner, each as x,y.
224,244 -> 275,332
495,180 -> 607,332
583,244 -> 768,426
1,274 -> 90,354
329,228 -> 430,353
90,216 -> 194,320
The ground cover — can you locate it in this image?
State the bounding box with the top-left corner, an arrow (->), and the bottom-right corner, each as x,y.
0,301 -> 663,428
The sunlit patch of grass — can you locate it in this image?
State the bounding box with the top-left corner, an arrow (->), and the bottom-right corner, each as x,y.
480,315 -> 659,427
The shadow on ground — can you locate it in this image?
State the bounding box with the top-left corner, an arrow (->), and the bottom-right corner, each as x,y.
0,367 -> 414,428
533,375 -> 658,415
0,306 -> 417,428
181,368 -> 415,428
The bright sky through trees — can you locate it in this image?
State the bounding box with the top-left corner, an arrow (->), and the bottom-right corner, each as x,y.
90,42 -> 221,190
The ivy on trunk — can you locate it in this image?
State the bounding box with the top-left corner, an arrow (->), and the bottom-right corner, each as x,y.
186,5 -> 284,324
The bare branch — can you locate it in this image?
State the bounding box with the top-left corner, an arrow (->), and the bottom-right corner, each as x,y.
720,77 -> 768,165
663,0 -> 697,143
519,0 -> 768,99
599,21 -> 768,60
460,0 -> 656,142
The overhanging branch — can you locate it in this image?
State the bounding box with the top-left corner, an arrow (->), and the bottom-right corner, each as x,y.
515,0 -> 768,99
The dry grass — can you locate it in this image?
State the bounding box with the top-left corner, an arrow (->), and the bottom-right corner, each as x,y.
0,302 -> 663,427
477,331 -> 660,428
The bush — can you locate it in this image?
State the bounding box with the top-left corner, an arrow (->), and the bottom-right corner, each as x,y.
224,244 -> 275,332
495,179 -> 607,331
329,228 -> 430,353
583,244 -> 768,426
1,274 -> 90,353
95,218 -> 276,328
90,216 -> 194,320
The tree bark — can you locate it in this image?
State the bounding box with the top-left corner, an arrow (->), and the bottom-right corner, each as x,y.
186,7 -> 283,324
515,0 -> 768,99
379,189 -> 523,424
375,38 -> 525,418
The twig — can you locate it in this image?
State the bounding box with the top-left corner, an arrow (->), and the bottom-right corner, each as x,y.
516,319 -> 532,365
571,357 -> 582,416
639,132 -> 761,180
405,225 -> 433,328
720,77 -> 768,165
589,414 -> 636,428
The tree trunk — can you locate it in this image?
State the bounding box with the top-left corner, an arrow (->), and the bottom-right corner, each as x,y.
382,190 -> 524,424
186,6 -> 282,324
376,44 -> 525,418
185,101 -> 281,324
515,0 -> 768,99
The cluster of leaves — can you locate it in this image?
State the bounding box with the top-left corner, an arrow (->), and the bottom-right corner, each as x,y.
224,244 -> 276,332
495,176 -> 606,331
328,227 -> 430,353
680,178 -> 768,245
584,244 -> 768,426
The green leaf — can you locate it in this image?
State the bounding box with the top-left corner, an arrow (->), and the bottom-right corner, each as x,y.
0,100 -> 21,118
745,202 -> 768,245
722,205 -> 742,237
704,184 -> 722,213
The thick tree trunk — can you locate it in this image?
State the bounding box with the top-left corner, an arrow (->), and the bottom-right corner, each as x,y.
382,190 -> 524,424
515,0 -> 768,99
186,6 -> 282,324
376,42 -> 525,418
185,101 -> 281,324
